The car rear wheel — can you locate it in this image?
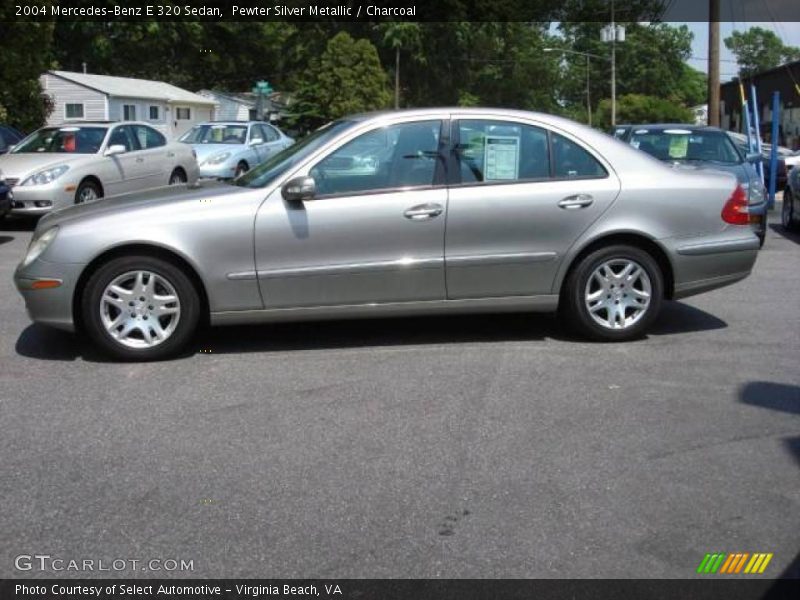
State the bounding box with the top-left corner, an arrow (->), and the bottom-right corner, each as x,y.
782,189 -> 798,230
75,180 -> 102,204
561,244 -> 663,342
81,255 -> 200,361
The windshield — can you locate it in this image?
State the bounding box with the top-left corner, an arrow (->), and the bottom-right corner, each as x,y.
630,129 -> 742,165
180,124 -> 249,145
13,126 -> 108,154
234,120 -> 355,188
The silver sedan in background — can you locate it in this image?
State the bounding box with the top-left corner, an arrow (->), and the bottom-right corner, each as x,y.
14,108 -> 759,360
179,121 -> 293,179
0,122 -> 198,215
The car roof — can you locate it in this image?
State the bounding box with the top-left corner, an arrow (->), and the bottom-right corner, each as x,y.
41,121 -> 155,128
622,123 -> 725,132
194,121 -> 263,126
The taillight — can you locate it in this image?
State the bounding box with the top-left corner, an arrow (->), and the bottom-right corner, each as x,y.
721,184 -> 749,225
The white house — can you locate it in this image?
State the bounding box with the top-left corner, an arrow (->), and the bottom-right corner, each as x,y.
196,90 -> 256,121
197,89 -> 291,123
40,70 -> 218,139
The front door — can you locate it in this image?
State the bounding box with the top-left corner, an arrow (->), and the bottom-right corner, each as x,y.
254,118 -> 448,308
445,117 -> 621,298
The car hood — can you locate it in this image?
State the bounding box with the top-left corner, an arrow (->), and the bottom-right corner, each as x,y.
0,152 -> 92,179
36,181 -> 246,232
187,143 -> 245,163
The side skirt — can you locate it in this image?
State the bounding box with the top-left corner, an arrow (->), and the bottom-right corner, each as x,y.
210,295 -> 560,326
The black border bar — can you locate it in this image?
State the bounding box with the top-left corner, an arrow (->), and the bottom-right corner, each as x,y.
3,579 -> 800,600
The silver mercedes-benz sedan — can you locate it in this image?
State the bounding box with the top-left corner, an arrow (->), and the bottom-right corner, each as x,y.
14,108 -> 760,360
0,121 -> 198,215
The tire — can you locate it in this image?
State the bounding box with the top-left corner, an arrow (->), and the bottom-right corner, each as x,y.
169,168 -> 187,185
561,244 -> 664,342
81,255 -> 201,361
782,189 -> 798,231
75,179 -> 103,204
234,161 -> 249,178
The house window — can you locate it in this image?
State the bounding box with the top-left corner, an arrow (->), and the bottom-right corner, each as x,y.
149,106 -> 159,120
176,107 -> 191,120
65,103 -> 84,119
123,105 -> 136,120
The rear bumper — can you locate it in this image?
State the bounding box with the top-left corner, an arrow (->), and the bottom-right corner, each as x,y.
670,233 -> 759,300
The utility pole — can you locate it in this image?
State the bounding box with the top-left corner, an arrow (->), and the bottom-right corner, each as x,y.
611,0 -> 616,127
586,53 -> 592,126
601,1 -> 623,126
708,0 -> 721,126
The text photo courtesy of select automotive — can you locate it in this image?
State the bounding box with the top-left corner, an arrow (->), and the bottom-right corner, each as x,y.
1,1 -> 799,596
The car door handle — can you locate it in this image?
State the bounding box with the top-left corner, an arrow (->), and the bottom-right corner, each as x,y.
558,194 -> 593,209
135,157 -> 144,163
404,203 -> 443,220
166,152 -> 175,158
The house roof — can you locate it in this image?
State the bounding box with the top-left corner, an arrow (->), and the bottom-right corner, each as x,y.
197,90 -> 256,108
48,71 -> 217,105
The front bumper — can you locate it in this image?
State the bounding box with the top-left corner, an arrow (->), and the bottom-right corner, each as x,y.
14,259 -> 85,332
198,161 -> 238,180
0,188 -> 10,217
9,182 -> 74,215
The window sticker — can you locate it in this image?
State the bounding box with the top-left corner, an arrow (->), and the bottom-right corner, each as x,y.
484,135 -> 520,180
668,135 -> 689,159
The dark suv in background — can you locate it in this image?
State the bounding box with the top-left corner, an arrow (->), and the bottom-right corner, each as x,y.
613,124 -> 767,245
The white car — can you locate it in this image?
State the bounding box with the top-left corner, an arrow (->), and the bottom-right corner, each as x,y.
0,121 -> 199,215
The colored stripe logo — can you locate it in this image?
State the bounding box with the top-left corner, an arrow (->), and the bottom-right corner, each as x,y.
697,553 -> 773,574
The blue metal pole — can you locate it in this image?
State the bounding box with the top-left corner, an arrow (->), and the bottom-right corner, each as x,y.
750,83 -> 764,183
768,91 -> 780,210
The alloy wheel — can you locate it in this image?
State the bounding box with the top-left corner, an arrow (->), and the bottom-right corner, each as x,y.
584,258 -> 652,330
99,270 -> 181,348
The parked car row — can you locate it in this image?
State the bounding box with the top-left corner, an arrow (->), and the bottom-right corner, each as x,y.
13,108 -> 760,360
0,120 -> 294,218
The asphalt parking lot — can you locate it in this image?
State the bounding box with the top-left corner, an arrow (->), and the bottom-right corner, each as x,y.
0,205 -> 798,579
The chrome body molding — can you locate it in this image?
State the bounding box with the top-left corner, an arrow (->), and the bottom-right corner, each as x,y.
676,237 -> 760,256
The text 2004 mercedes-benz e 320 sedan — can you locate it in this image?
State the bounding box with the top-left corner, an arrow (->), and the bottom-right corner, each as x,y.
15,109 -> 760,360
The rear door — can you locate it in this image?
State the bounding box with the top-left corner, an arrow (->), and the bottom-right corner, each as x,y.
445,116 -> 621,299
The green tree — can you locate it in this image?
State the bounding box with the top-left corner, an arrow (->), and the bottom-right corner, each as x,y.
289,32 -> 390,131
594,94 -> 693,129
724,27 -> 800,77
378,23 -> 423,109
559,22 -> 698,124
0,3 -> 54,131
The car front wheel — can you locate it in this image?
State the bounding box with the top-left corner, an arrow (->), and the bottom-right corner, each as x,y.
562,244 -> 664,342
81,255 -> 200,360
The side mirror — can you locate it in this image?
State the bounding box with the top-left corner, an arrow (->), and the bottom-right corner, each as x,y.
104,144 -> 127,157
281,176 -> 316,203
745,151 -> 762,163
249,137 -> 264,146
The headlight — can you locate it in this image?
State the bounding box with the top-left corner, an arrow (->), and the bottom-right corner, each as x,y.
21,165 -> 70,186
21,227 -> 59,268
204,152 -> 231,165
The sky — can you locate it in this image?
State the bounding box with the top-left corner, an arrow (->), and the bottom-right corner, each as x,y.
679,22 -> 800,80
